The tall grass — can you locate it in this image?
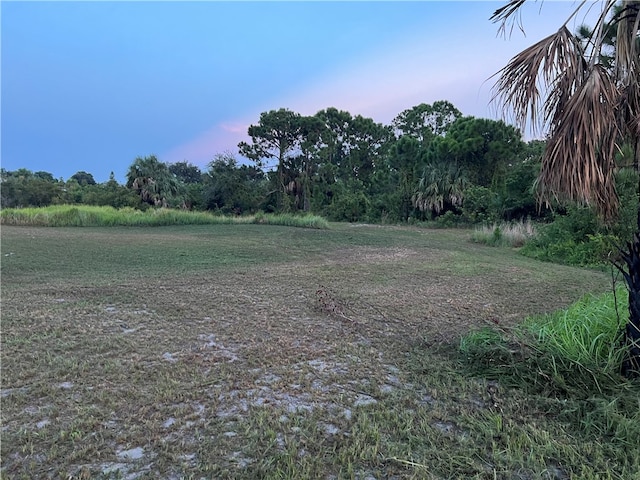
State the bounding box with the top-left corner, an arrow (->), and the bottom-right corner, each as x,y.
0,205 -> 330,229
459,288 -> 638,450
460,288 -> 629,393
470,219 -> 536,248
522,288 -> 629,377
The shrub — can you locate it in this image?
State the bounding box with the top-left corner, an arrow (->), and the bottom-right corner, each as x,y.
462,185 -> 500,223
434,210 -> 465,228
520,206 -> 618,266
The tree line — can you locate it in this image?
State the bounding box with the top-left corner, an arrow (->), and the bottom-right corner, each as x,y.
1,100 -> 558,224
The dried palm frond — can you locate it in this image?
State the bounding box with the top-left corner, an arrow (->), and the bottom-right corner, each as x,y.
491,26 -> 586,135
614,0 -> 640,79
537,64 -> 620,220
491,0 -> 640,222
491,0 -> 527,37
615,2 -> 640,142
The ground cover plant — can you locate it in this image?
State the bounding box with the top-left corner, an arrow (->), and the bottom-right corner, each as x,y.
1,223 -> 634,479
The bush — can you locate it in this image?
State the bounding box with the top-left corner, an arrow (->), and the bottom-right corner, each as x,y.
433,210 -> 465,228
520,206 -> 619,266
327,190 -> 370,222
462,185 -> 500,223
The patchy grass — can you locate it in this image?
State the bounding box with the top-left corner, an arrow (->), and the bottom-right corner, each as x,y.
0,205 -> 329,229
2,223 -> 626,479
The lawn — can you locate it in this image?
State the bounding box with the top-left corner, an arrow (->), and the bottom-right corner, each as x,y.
1,223 -> 625,479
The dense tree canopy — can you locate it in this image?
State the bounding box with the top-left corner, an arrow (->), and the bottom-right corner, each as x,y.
3,100 -> 550,225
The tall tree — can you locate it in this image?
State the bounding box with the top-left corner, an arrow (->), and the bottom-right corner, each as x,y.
204,152 -> 265,214
393,100 -> 462,142
168,161 -> 202,184
491,0 -> 640,376
432,116 -> 524,189
238,108 -> 305,211
70,171 -> 97,186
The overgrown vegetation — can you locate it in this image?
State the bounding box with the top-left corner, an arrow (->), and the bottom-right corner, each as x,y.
0,205 -> 329,229
459,288 -> 639,467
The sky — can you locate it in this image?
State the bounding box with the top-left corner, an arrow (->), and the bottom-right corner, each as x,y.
1,1 -> 604,184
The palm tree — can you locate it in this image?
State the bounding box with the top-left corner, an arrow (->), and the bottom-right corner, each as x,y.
126,155 -> 183,208
412,161 -> 469,217
491,0 -> 640,376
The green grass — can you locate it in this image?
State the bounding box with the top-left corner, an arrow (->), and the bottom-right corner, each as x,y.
523,288 -> 629,376
458,288 -> 639,473
460,288 -> 631,393
0,205 -> 329,229
3,223 -> 637,479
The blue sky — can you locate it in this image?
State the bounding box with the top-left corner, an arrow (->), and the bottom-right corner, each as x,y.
2,1 -> 602,183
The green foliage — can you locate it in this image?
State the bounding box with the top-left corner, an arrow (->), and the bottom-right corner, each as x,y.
0,169 -> 62,207
168,161 -> 202,184
429,116 -> 525,189
500,157 -> 542,220
392,100 -> 462,141
433,210 -> 464,227
521,206 -> 619,266
461,185 -> 500,223
460,289 -> 638,448
412,161 -> 468,216
326,181 -> 371,222
204,153 -> 266,214
126,155 -> 185,208
70,171 -> 97,186
0,205 -> 329,229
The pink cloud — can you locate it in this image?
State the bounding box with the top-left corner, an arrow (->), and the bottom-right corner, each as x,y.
220,122 -> 249,134
162,122 -> 251,168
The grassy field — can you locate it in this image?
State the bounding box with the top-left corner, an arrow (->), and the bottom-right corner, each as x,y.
1,223 -> 632,479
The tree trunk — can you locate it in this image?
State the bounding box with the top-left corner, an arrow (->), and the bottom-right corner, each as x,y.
618,137 -> 640,378
617,232 -> 640,378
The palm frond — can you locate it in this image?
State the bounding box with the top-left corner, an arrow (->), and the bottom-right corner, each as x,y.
491,26 -> 586,135
491,0 -> 527,37
615,1 -> 640,141
614,1 -> 640,80
537,64 -> 620,220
